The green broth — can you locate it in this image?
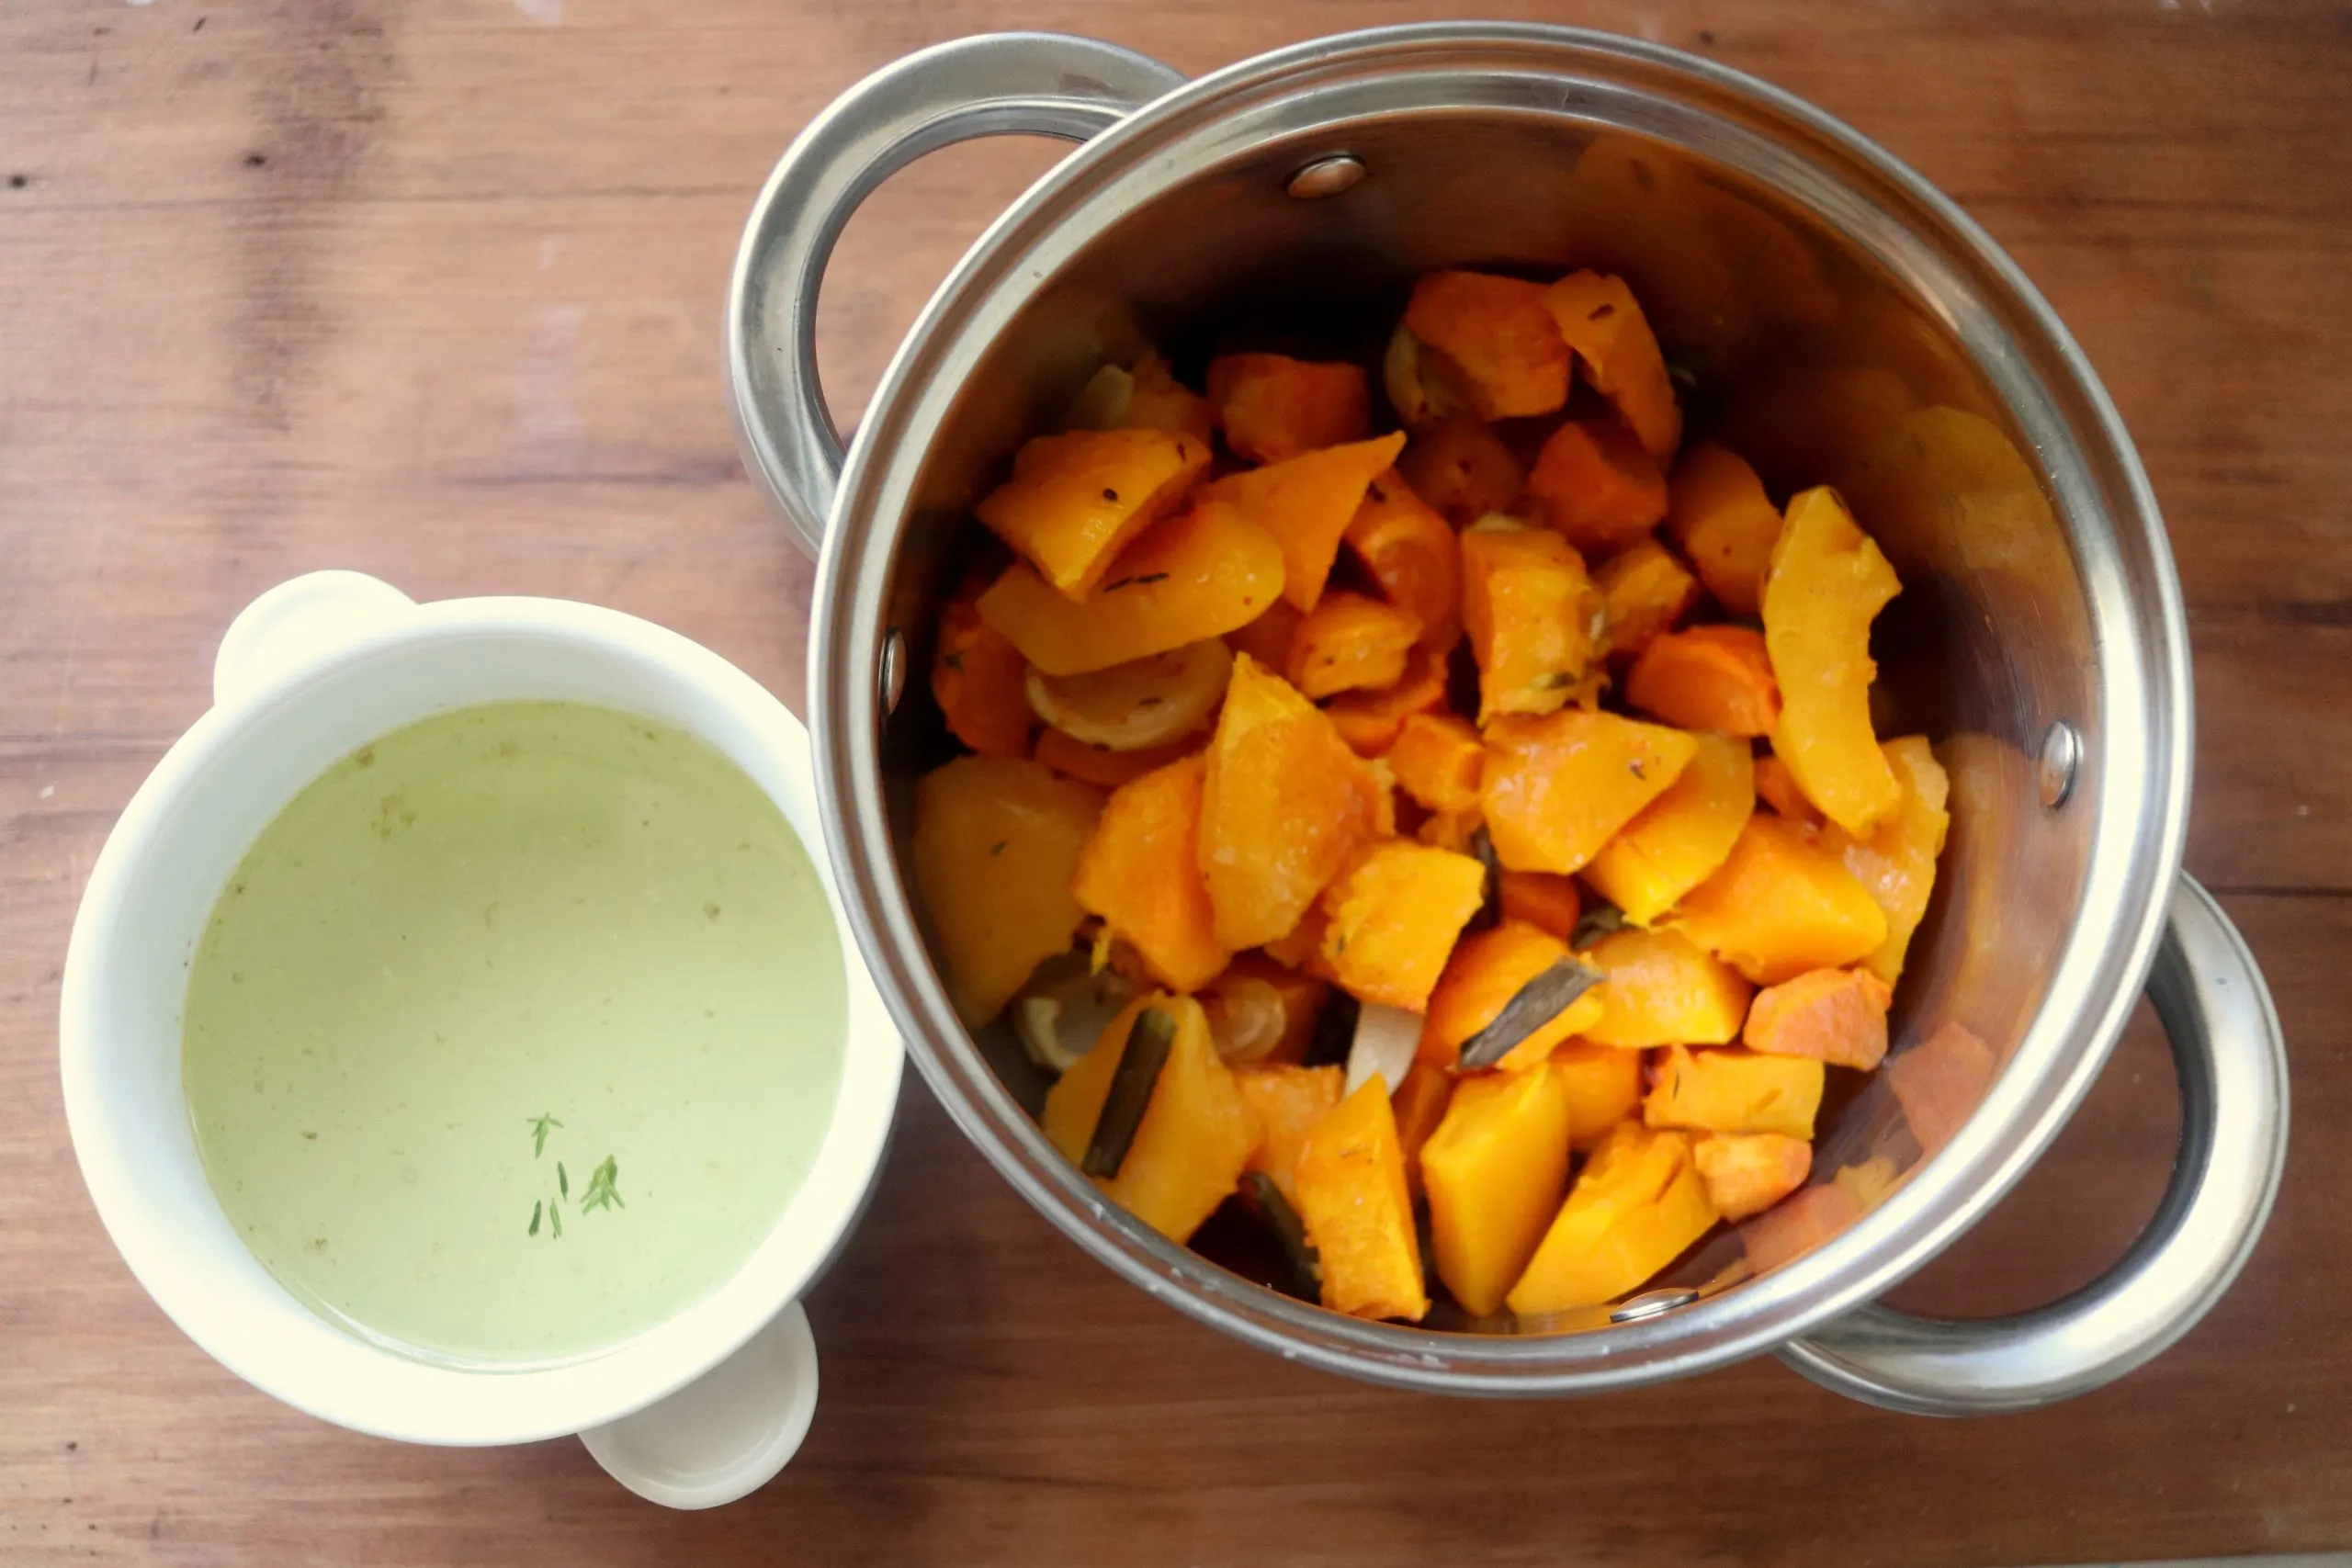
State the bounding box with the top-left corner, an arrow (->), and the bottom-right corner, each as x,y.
182,700 -> 845,1366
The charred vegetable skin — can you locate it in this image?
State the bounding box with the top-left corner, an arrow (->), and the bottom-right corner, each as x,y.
911,256 -> 1955,1331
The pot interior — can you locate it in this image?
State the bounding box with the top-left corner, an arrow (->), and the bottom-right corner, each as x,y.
866,94 -> 2133,1334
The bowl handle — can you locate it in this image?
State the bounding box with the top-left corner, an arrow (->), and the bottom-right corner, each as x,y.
1780,874 -> 2289,1414
577,1301 -> 820,1509
727,33 -> 1188,559
213,570 -> 416,709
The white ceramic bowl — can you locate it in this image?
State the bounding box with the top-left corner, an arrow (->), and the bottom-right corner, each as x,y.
59,570 -> 901,1506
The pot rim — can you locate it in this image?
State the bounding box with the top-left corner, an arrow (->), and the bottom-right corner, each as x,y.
805,22 -> 2192,1392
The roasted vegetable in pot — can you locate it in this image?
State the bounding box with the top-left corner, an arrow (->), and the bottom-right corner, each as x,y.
1581,730 -> 1755,926
1421,1062 -> 1575,1316
1295,1076 -> 1430,1322
1399,270 -> 1573,422
1203,432 -> 1408,613
1625,626 -> 1781,739
1343,471 -> 1463,653
1286,591 -> 1422,700
1421,920 -> 1606,1073
933,585 -> 1036,758
1507,1122 -> 1716,1316
1578,927 -> 1753,1049
1543,269 -> 1682,458
1763,485 -> 1904,834
1742,965 -> 1894,1070
913,756 -> 1104,1026
1643,1045 -> 1825,1140
977,428 -> 1211,600
1594,538 -> 1700,659
1235,1063 -> 1344,1208
1552,1042 -> 1645,1151
1818,735 -> 1951,985
1460,516 -> 1602,723
1667,815 -> 1888,984
1397,412 -> 1524,524
1665,443 -> 1782,616
1066,352 -> 1217,444
1317,841 -> 1490,1013
1026,637 -> 1233,751
1207,352 -> 1372,464
1385,712 -> 1485,814
1071,753 -> 1231,994
1496,871 -> 1580,942
1322,645 -> 1451,757
1480,709 -> 1697,875
1526,416 -> 1669,555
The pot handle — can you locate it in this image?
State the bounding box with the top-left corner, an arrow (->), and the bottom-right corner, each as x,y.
726,33 -> 1188,559
1780,874 -> 2289,1414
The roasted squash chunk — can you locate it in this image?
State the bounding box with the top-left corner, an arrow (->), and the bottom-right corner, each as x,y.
1296,1077 -> 1430,1321
1286,591 -> 1422,700
1385,712 -> 1485,815
1421,1063 -> 1576,1316
1578,927 -> 1753,1049
1344,470 -> 1463,653
1207,353 -> 1372,464
1497,871 -> 1581,942
1552,1042 -> 1644,1151
1420,919 -> 1607,1073
1625,626 -> 1781,739
1595,538 -> 1701,659
1322,646 -> 1451,758
1398,412 -> 1524,524
1763,485 -> 1903,834
1582,730 -> 1755,926
1507,1122 -> 1716,1315
1644,1045 -> 1825,1140
1071,754 -> 1231,994
1234,1063 -> 1343,1209
1818,735 -> 1951,986
1460,517 -> 1601,724
1480,709 -> 1698,875
1317,840 -> 1490,1012
1543,269 -> 1683,458
1526,416 -> 1669,555
1400,270 -> 1573,421
1667,815 -> 1888,984
1665,443 -> 1781,616
1204,433 -> 1408,613
1742,965 -> 1894,1071
932,585 -> 1035,758
976,428 -> 1211,600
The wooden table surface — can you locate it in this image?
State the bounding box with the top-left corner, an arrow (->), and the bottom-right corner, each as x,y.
5,1 -> 2348,1562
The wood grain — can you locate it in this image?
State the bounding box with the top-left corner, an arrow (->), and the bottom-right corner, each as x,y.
4,1 -> 2349,1562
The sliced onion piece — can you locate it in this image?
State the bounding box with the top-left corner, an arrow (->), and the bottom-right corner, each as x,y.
1203,976 -> 1288,1065
1011,952 -> 1141,1076
1025,637 -> 1233,752
1344,1001 -> 1422,1100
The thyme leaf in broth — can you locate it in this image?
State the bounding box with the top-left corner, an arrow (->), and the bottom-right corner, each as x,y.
528,1201 -> 542,1237
580,1156 -> 625,1213
557,1161 -> 570,1201
550,1203 -> 563,1239
527,1113 -> 563,1158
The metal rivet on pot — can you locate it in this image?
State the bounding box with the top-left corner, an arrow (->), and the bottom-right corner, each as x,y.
879,627 -> 907,716
1610,1287 -> 1699,1325
1286,154 -> 1366,200
2040,719 -> 2081,809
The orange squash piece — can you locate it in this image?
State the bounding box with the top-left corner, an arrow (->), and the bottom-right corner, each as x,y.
1386,712 -> 1485,814
912,756 -> 1104,1025
1066,352 -> 1216,445
1225,598 -> 1305,673
1071,754 -> 1231,994
1344,470 -> 1463,653
1460,517 -> 1601,724
1743,965 -> 1894,1071
1887,1020 -> 1996,1155
1033,728 -> 1202,791
1644,1045 -> 1825,1140
1419,919 -> 1606,1072
1206,353 -> 1372,464
1259,900 -> 1337,980
1295,1077 -> 1430,1322
1752,752 -> 1823,827
1204,953 -> 1328,1066
1625,625 -> 1781,738
1527,417 -> 1670,555
1763,485 -> 1903,834
1595,538 -> 1701,659
1285,591 -> 1422,700
1234,1063 -> 1343,1208
976,428 -> 1211,600
1480,709 -> 1698,874
1391,1060 -> 1455,1195
1421,1062 -> 1575,1316
1693,1133 -> 1814,1221
1582,731 -> 1755,925
979,498 -> 1286,676
1666,444 -> 1781,616
1398,413 -> 1526,525
1322,645 -> 1450,757
1817,735 -> 1951,985
1498,870 -> 1581,942
1042,995 -> 1259,1243
1543,269 -> 1683,459
1507,1122 -> 1716,1315
1579,927 -> 1754,1049
1415,807 -> 1484,856
1203,432 -> 1408,613
1666,815 -> 1888,984
1199,654 -> 1385,949
1317,840 -> 1490,1013
1401,270 -> 1573,421
1553,1041 -> 1644,1151
932,587 -> 1035,758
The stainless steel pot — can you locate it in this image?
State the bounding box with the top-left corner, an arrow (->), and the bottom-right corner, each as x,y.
727,26 -> 2289,1413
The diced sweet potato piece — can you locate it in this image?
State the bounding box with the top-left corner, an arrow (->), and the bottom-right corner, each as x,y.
1667,815 -> 1888,984
1032,728 -> 1202,790
1460,518 -> 1602,723
1740,1182 -> 1860,1274
1344,470 -> 1463,653
980,499 -> 1285,676
932,587 -> 1035,758
1234,1062 -> 1343,1208
1744,966 -> 1894,1070
1286,591 -> 1422,700
1752,752 -> 1823,827
1818,736 -> 1951,985
1226,599 -> 1305,672
1595,538 -> 1701,659
1200,655 -> 1385,949
1626,625 -> 1781,739
1544,270 -> 1683,459
1207,353 -> 1372,464
1401,270 -> 1573,421
913,756 -> 1104,1025
1887,1021 -> 1996,1155
1317,840 -> 1490,1012
1583,731 -> 1755,926
1578,928 -> 1753,1048
1398,413 -> 1526,525
1553,1041 -> 1644,1151
977,428 -> 1211,600
1072,754 -> 1231,994
1507,1122 -> 1716,1315
1391,1060 -> 1455,1195
1386,712 -> 1485,814
1295,1077 -> 1430,1321
1764,486 -> 1903,834
1666,444 -> 1781,616
1204,432 -> 1408,613
1203,953 -> 1328,1066
1043,995 -> 1259,1243
1527,417 -> 1669,555
1480,709 -> 1698,875
1692,1133 -> 1814,1221
1322,645 -> 1450,757
1419,920 -> 1606,1072
1644,1045 -> 1824,1139
1421,1063 -> 1575,1316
